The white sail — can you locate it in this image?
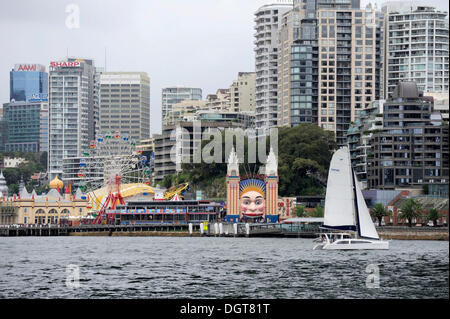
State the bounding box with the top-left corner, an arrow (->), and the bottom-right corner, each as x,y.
323,147 -> 356,230
354,172 -> 380,240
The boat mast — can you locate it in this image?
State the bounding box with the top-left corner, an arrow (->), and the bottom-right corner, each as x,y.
351,168 -> 361,239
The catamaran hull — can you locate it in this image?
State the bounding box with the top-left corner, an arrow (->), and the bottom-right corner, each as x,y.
314,240 -> 389,250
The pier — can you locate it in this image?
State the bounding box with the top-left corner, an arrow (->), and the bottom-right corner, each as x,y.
0,222 -> 321,238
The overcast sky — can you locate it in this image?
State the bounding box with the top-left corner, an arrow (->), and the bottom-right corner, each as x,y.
0,0 -> 448,135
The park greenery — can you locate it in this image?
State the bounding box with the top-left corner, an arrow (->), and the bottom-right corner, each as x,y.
168,124 -> 337,199
370,203 -> 392,226
294,205 -> 324,218
0,151 -> 48,195
294,205 -> 306,217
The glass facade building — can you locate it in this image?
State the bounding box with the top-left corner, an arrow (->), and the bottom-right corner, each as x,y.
10,64 -> 48,102
3,101 -> 49,153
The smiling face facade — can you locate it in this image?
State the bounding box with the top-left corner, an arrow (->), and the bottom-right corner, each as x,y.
239,179 -> 266,221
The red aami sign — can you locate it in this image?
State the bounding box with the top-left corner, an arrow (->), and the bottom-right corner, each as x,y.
15,64 -> 37,71
50,61 -> 81,67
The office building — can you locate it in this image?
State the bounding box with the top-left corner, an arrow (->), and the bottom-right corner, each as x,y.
254,3 -> 293,136
99,72 -> 151,142
0,111 -> 6,152
10,64 -> 48,102
2,101 -> 49,153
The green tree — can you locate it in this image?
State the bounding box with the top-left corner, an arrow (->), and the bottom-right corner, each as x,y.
370,203 -> 391,227
162,174 -> 175,189
8,183 -> 19,196
40,152 -> 48,169
294,205 -> 306,217
398,198 -> 423,227
427,208 -> 442,227
277,124 -> 336,196
310,205 -> 324,217
0,151 -> 48,195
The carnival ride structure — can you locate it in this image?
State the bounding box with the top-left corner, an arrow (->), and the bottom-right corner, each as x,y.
78,132 -> 152,224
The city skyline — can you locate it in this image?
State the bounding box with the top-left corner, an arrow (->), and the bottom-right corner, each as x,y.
0,0 -> 448,136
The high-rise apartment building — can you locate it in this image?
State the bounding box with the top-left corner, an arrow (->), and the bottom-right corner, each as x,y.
367,82 -> 449,189
254,3 -> 293,136
229,72 -> 256,112
48,58 -> 99,181
10,64 -> 48,102
161,87 -> 202,125
383,5 -> 449,98
278,0 -> 384,146
205,89 -> 231,111
425,92 -> 449,120
99,72 -> 151,142
347,100 -> 384,188
164,100 -> 207,126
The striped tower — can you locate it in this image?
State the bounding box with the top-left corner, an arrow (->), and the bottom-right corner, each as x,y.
226,148 -> 240,223
265,147 -> 279,223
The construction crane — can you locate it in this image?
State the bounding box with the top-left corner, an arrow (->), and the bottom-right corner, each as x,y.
164,183 -> 189,200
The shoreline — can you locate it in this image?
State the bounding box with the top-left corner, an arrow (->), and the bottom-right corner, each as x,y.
68,230 -> 449,241
378,231 -> 449,241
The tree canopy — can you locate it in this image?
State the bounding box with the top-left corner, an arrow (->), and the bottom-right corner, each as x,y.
1,151 -> 47,195
398,198 -> 423,227
370,203 -> 391,226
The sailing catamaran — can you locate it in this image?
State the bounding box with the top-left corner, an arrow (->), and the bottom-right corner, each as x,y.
313,147 -> 389,250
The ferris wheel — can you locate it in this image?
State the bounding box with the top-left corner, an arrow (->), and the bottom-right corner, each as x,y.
77,131 -> 151,193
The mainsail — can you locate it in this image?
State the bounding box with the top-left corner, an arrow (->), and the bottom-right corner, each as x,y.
323,147 -> 380,240
323,147 -> 356,231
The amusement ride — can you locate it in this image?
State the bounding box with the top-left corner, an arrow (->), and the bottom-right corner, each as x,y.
78,132 -> 151,224
77,131 -> 190,224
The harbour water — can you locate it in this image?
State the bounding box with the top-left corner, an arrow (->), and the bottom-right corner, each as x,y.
0,237 -> 448,299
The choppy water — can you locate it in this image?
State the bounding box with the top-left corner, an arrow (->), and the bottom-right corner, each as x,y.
0,237 -> 448,299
